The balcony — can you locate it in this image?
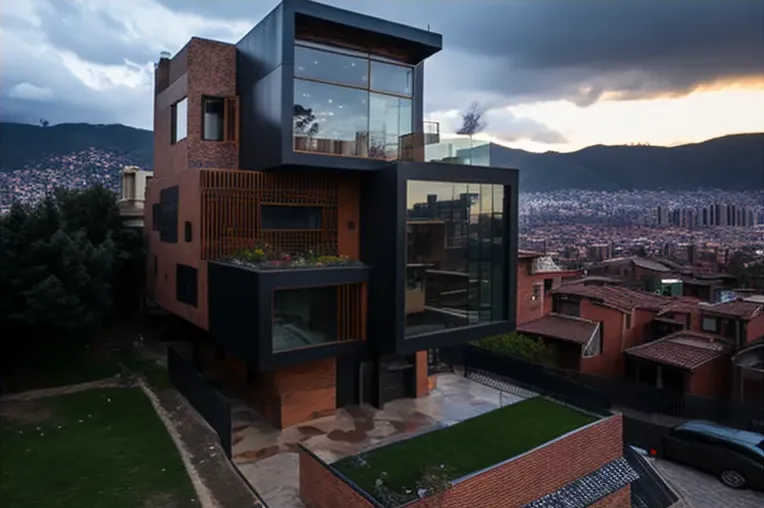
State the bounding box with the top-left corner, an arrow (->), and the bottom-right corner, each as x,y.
208,256 -> 369,369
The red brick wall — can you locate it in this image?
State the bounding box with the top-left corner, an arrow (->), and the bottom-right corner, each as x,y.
516,260 -> 581,325
299,448 -> 375,508
186,38 -> 238,170
579,300 -> 624,378
746,314 -> 764,343
408,414 -> 623,508
687,354 -> 732,398
275,358 -> 337,428
145,169 -> 209,329
588,486 -> 631,508
415,350 -> 430,397
303,414 -> 625,508
517,259 -> 544,325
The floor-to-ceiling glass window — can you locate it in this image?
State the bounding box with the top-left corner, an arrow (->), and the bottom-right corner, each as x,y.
405,180 -> 506,337
293,41 -> 414,159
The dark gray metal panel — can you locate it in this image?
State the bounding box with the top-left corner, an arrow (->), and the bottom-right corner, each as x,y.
236,4 -> 286,171
235,3 -> 284,79
285,0 -> 442,61
239,67 -> 285,171
359,165 -> 403,355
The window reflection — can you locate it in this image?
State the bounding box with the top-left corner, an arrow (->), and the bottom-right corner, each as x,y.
273,287 -> 338,352
371,61 -> 413,96
369,93 -> 412,160
295,45 -> 368,88
405,181 -> 505,337
293,79 -> 369,156
293,42 -> 414,159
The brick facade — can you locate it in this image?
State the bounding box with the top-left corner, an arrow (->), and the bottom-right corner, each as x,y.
299,414 -> 626,508
299,448 -> 375,508
516,256 -> 580,326
415,350 -> 430,397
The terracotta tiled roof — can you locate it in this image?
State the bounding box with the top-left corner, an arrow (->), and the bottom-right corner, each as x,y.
552,284 -> 671,313
625,331 -> 731,370
657,297 -> 701,316
518,313 -> 600,344
701,300 -> 763,320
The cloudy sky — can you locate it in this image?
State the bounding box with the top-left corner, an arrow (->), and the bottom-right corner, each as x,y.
2,0 -> 763,152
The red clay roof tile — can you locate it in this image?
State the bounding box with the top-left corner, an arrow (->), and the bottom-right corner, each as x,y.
518,313 -> 600,344
625,331 -> 731,370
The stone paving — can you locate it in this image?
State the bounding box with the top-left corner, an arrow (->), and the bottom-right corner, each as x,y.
652,458 -> 764,508
230,373 -> 529,508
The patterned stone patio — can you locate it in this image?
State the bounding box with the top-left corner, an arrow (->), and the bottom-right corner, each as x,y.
231,372 -> 535,508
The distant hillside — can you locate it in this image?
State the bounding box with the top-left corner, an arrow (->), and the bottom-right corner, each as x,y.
489,133 -> 764,192
0,122 -> 761,191
0,123 -> 152,171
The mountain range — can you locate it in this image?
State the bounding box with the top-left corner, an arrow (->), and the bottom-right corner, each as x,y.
0,122 -> 761,192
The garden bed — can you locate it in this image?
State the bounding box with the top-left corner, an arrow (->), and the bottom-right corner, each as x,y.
333,397 -> 598,502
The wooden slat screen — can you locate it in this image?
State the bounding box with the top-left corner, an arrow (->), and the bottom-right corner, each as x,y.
200,169 -> 339,260
337,283 -> 366,341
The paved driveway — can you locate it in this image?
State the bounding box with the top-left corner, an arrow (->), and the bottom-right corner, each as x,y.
652,458 -> 764,508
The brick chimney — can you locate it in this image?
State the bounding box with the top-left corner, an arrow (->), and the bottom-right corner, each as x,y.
154,55 -> 170,95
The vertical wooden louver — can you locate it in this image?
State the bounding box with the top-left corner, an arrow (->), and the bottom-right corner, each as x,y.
200,169 -> 339,260
337,283 -> 366,341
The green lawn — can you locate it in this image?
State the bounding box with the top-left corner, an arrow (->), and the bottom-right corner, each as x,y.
333,397 -> 598,496
0,388 -> 199,508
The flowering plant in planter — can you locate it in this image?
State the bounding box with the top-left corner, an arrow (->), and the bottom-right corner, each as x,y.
227,245 -> 357,269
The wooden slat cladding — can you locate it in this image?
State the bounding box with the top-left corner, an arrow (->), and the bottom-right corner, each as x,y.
200,169 -> 339,260
337,283 -> 366,341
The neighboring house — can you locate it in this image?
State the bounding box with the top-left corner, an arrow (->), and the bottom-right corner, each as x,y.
681,273 -> 739,303
145,0 -> 519,430
698,300 -> 764,348
521,284 -> 672,377
624,331 -> 733,398
586,256 -> 674,291
118,166 -> 152,228
516,250 -> 581,325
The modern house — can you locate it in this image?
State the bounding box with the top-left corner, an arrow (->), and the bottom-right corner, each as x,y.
145,0 -> 518,429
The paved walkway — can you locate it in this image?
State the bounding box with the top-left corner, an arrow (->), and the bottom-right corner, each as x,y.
652,458 -> 764,508
231,373 -> 530,508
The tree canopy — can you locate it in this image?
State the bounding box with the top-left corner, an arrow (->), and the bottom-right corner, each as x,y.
0,185 -> 143,349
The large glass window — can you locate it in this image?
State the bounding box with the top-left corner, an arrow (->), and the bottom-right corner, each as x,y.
293,41 -> 414,160
405,181 -> 506,337
273,287 -> 338,352
293,79 -> 369,156
171,97 -> 187,144
261,205 -> 323,230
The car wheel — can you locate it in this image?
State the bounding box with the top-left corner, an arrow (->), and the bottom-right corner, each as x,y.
720,470 -> 746,489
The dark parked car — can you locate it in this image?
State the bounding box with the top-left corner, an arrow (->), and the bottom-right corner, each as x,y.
663,420 -> 764,490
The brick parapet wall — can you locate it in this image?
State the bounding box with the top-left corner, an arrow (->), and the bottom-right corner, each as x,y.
299,446 -> 379,508
300,413 -> 625,508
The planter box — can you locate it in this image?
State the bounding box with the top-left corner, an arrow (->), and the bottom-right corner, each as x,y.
208,260 -> 370,370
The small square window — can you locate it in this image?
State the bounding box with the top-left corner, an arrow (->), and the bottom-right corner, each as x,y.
701,316 -> 717,333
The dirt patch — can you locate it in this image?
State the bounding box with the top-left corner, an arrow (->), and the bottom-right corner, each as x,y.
0,400 -> 52,425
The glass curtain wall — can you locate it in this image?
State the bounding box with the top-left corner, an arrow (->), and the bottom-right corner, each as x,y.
405,180 -> 505,337
293,41 -> 414,159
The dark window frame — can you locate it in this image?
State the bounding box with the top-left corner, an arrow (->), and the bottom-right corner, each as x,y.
261,204 -> 323,230
184,221 -> 192,242
201,96 -> 238,143
170,97 -> 188,144
176,264 -> 198,308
